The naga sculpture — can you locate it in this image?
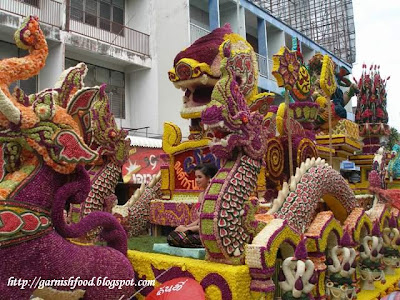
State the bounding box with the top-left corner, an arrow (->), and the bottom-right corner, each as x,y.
168,23 -> 274,141
78,83 -> 130,222
0,16 -> 134,299
199,39 -> 272,264
113,172 -> 162,237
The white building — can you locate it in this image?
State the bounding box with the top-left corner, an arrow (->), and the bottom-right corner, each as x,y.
0,0 -> 352,139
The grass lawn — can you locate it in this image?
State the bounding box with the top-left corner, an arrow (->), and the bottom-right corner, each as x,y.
128,235 -> 167,253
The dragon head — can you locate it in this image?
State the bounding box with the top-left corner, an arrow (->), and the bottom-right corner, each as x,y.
168,24 -> 263,139
201,40 -> 268,160
84,84 -> 129,166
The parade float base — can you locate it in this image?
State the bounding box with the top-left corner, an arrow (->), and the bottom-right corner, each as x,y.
150,200 -> 198,227
357,268 -> 400,300
127,250 -> 251,300
316,134 -> 362,157
153,243 -> 206,259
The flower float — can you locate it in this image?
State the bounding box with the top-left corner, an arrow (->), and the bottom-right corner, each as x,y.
359,221 -> 386,290
325,231 -> 357,300
279,238 -> 317,299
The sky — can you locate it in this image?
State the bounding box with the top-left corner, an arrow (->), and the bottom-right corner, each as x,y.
351,0 -> 400,130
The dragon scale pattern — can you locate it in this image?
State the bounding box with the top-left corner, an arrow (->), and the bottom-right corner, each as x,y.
200,153 -> 260,264
82,162 -> 121,217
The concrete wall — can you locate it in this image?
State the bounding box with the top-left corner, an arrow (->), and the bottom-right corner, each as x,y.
126,0 -> 151,35
267,28 -> 285,58
39,42 -> 64,90
220,5 -> 245,36
151,0 -> 191,138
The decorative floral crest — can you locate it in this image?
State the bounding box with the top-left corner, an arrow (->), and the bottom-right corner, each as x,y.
272,46 -> 300,90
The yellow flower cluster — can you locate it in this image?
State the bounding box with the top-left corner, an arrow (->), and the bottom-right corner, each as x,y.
320,55 -> 337,97
357,268 -> 400,299
127,250 -> 251,300
162,122 -> 209,155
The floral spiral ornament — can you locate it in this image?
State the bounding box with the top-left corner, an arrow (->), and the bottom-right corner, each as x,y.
265,137 -> 284,180
296,138 -> 317,166
291,65 -> 311,101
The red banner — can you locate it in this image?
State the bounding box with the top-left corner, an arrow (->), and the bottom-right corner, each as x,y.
122,147 -> 164,184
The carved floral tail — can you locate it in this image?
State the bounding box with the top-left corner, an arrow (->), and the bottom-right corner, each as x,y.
0,16 -> 48,96
112,172 -> 162,237
52,165 -> 127,254
81,161 -> 121,218
200,152 -> 261,265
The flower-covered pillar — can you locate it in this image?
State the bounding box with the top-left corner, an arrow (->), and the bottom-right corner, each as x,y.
305,211 -> 343,299
272,46 -> 300,178
354,64 -> 390,154
358,221 -> 386,290
279,237 -> 317,299
325,231 -> 357,300
382,215 -> 400,275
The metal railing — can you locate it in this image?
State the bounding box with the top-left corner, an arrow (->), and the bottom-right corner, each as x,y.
268,58 -> 275,81
66,5 -> 150,56
0,0 -> 63,28
255,53 -> 268,78
190,23 -> 210,44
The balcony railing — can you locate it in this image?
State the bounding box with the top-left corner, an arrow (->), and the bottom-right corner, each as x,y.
190,23 -> 210,44
66,5 -> 150,56
268,58 -> 275,81
255,53 -> 268,78
0,0 -> 62,28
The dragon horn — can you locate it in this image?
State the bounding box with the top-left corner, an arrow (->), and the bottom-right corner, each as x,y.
0,89 -> 21,124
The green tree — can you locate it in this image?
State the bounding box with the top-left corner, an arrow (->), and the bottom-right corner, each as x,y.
387,127 -> 400,150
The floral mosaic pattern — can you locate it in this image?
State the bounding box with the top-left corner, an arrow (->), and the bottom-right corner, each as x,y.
274,164 -> 357,233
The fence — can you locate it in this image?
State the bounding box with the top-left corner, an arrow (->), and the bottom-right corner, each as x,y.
0,0 -> 63,28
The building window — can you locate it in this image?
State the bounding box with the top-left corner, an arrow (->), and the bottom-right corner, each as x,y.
0,41 -> 37,95
19,0 -> 39,7
70,0 -> 125,35
65,58 -> 125,119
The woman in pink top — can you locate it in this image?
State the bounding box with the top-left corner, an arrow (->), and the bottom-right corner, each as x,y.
167,163 -> 218,248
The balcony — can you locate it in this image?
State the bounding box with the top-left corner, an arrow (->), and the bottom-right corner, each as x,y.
255,53 -> 268,78
66,5 -> 149,57
0,0 -> 62,28
190,23 -> 210,44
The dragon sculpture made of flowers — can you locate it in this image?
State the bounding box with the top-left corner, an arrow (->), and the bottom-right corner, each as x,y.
168,23 -> 275,141
0,16 -> 134,299
199,39 -> 272,264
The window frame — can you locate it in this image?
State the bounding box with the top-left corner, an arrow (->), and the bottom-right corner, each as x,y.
70,0 -> 125,35
65,58 -> 126,119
